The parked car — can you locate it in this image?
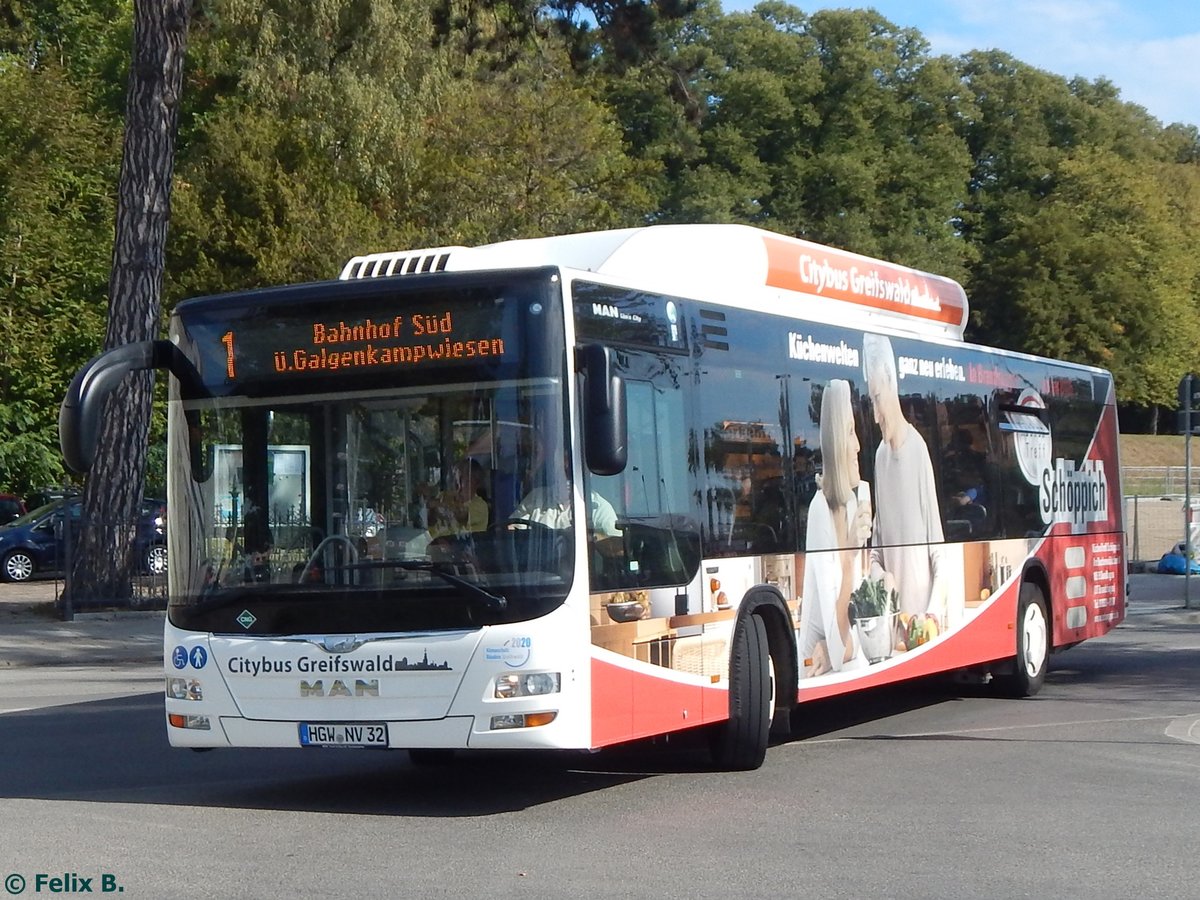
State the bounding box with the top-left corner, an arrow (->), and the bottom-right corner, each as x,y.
0,493 -> 25,525
0,497 -> 167,583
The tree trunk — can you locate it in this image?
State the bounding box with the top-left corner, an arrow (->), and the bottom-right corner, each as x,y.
67,0 -> 191,607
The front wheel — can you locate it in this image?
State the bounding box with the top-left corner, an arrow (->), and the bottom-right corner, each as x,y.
2,550 -> 35,582
710,614 -> 771,771
994,583 -> 1049,698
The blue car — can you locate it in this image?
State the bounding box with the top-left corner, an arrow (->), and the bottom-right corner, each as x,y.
0,497 -> 167,582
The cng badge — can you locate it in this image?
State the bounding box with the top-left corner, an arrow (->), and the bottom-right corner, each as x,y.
237,609 -> 257,629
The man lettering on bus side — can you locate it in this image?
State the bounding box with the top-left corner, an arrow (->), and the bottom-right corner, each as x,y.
862,333 -> 947,632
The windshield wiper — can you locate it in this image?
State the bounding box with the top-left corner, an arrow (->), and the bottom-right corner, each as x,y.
389,559 -> 508,612
189,559 -> 508,614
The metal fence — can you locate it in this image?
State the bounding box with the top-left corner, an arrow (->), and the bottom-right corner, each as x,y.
1121,466 -> 1200,499
57,509 -> 168,615
1123,466 -> 1200,565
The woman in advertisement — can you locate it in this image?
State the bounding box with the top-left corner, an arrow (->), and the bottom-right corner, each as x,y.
797,379 -> 871,677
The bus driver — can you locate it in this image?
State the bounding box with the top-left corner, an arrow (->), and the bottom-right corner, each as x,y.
509,435 -> 621,539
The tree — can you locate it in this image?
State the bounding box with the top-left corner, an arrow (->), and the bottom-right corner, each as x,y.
168,0 -> 655,292
168,0 -> 447,296
0,10 -> 119,496
765,8 -> 972,275
957,49 -> 1200,414
70,0 -> 192,605
972,149 -> 1200,411
410,51 -> 655,245
633,4 -> 973,277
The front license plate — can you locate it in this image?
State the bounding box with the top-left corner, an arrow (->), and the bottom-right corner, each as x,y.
299,722 -> 389,748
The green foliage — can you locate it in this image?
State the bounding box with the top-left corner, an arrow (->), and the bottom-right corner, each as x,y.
959,49 -> 1200,409
169,0 -> 655,295
971,149 -> 1200,408
769,8 -> 972,276
169,0 -> 446,296
0,0 -> 133,114
607,4 -> 974,279
0,53 -> 116,494
410,52 -> 656,245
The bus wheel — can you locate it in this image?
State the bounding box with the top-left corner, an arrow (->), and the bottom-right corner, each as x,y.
710,614 -> 771,771
994,583 -> 1049,698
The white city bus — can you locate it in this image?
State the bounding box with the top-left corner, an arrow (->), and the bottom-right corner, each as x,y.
61,224 -> 1125,769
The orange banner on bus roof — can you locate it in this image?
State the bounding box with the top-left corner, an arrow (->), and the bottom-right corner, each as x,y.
762,234 -> 968,331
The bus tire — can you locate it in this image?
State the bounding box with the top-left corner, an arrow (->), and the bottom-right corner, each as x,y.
710,614 -> 771,771
994,582 -> 1049,698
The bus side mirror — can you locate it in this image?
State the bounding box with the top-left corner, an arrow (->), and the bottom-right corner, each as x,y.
60,340 -> 200,473
578,344 -> 627,476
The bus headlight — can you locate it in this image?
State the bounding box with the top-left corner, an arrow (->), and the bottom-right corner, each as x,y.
166,677 -> 204,701
494,671 -> 560,699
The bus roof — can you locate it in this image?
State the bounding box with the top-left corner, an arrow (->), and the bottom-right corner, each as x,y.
340,224 -> 969,341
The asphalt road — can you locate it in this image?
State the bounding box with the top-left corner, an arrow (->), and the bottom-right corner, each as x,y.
1,602 -> 1197,900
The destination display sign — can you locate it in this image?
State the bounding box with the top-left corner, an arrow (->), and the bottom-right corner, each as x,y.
220,308 -> 507,382
171,274 -> 560,395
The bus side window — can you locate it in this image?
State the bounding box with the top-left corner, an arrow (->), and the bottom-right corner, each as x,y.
700,367 -> 797,557
586,378 -> 697,591
939,395 -> 996,541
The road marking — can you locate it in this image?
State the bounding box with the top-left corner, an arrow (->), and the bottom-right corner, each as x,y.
1165,716 -> 1200,745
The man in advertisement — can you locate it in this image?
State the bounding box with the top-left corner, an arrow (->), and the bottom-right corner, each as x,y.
862,333 -> 947,625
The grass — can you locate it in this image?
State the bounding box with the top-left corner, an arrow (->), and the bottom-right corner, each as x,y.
1120,434 -> 1200,497
1119,434 -> 1190,468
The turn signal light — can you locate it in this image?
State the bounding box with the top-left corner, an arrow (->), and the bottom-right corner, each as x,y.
168,713 -> 211,730
490,711 -> 557,730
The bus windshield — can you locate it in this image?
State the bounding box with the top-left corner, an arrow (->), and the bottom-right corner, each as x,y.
164,272 -> 573,635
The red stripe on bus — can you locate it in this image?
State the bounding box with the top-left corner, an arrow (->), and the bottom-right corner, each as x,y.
590,657 -> 729,748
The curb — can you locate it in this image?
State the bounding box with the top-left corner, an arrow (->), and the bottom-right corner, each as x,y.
1121,609 -> 1200,626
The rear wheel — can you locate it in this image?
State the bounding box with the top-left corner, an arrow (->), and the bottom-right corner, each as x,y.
2,550 -> 34,582
994,583 -> 1049,698
710,614 -> 771,771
